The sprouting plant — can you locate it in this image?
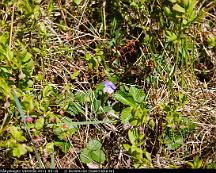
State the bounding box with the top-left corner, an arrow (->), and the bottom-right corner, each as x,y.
123,128 -> 153,168
187,156 -> 202,169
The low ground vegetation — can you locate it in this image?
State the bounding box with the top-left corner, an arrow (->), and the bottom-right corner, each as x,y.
0,0 -> 215,169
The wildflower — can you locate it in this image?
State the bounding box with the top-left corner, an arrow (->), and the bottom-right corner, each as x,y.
103,80 -> 117,94
26,116 -> 33,123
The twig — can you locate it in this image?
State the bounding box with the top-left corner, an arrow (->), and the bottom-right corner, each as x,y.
9,4 -> 15,48
57,0 -> 68,27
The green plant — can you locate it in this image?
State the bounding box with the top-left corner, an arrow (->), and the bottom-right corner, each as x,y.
112,85 -> 153,168
0,31 -> 35,159
207,159 -> 216,169
160,94 -> 196,150
0,0 -> 215,169
123,128 -> 153,168
0,126 -> 33,158
187,156 -> 202,169
114,85 -> 148,127
80,139 -> 106,164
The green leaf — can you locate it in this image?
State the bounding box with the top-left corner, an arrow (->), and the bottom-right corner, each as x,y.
54,142 -> 71,153
80,148 -> 93,164
128,130 -> 136,145
85,53 -> 91,61
166,31 -> 177,43
38,22 -> 47,35
67,102 -> 83,116
32,47 -> 41,53
71,70 -> 80,80
134,107 -> 143,119
0,141 -> 6,148
46,142 -> 54,154
175,135 -> 184,146
114,91 -> 137,107
26,146 -> 33,152
183,0 -> 196,14
22,94 -> 34,112
144,150 -> 152,162
173,4 -> 185,13
35,117 -> 44,130
160,103 -> 171,112
128,107 -> 144,126
164,7 -> 172,16
102,106 -> 113,113
120,107 -> 132,124
5,139 -> 17,148
140,108 -> 149,124
12,144 -> 27,158
187,161 -> 194,168
33,5 -> 40,19
193,156 -> 202,168
123,144 -> 131,151
179,93 -> 188,106
43,85 -> 53,98
168,0 -> 177,3
91,150 -> 106,164
165,133 -> 183,150
129,118 -> 139,126
148,119 -> 155,130
0,78 -> 11,97
130,146 -> 143,159
74,0 -> 82,6
86,139 -> 102,151
22,52 -> 32,63
94,100 -> 101,112
74,91 -> 90,104
129,87 -> 145,103
48,0 -> 54,15
0,32 -> 9,46
10,126 -> 26,141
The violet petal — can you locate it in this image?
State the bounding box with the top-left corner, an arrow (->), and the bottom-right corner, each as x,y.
103,80 -> 116,90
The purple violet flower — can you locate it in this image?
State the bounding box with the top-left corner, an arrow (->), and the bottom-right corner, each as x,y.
103,80 -> 117,94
